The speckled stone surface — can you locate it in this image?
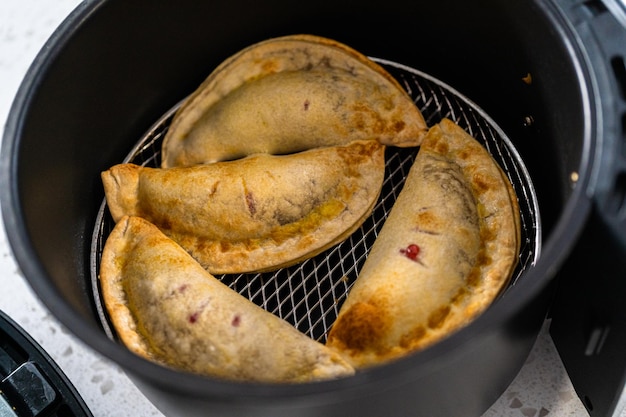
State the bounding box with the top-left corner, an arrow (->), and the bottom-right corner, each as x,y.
0,2 -> 620,416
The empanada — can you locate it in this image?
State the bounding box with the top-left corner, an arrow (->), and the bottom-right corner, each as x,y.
102,140 -> 385,274
161,34 -> 427,167
100,216 -> 355,382
326,119 -> 520,368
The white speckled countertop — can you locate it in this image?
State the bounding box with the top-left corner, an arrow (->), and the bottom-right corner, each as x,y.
0,1 -> 615,416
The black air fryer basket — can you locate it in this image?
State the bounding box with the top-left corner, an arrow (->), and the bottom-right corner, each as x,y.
2,0 -> 626,416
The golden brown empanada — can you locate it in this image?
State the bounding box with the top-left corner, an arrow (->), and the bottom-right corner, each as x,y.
102,140 -> 385,274
326,119 -> 520,368
161,34 -> 427,167
100,216 -> 355,382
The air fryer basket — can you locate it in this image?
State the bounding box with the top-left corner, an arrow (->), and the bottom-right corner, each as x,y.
90,60 -> 541,343
3,0 -> 625,416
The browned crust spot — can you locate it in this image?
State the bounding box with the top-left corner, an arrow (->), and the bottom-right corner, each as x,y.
427,305 -> 451,329
328,300 -> 389,352
399,326 -> 426,349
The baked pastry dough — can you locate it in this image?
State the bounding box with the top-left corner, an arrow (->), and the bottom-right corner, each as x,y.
100,216 -> 355,382
326,119 -> 520,368
161,34 -> 427,167
102,140 -> 385,274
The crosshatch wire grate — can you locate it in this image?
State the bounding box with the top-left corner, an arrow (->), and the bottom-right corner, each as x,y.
90,58 -> 541,344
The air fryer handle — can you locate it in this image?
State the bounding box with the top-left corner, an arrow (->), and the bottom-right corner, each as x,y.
548,1 -> 626,417
550,210 -> 626,417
